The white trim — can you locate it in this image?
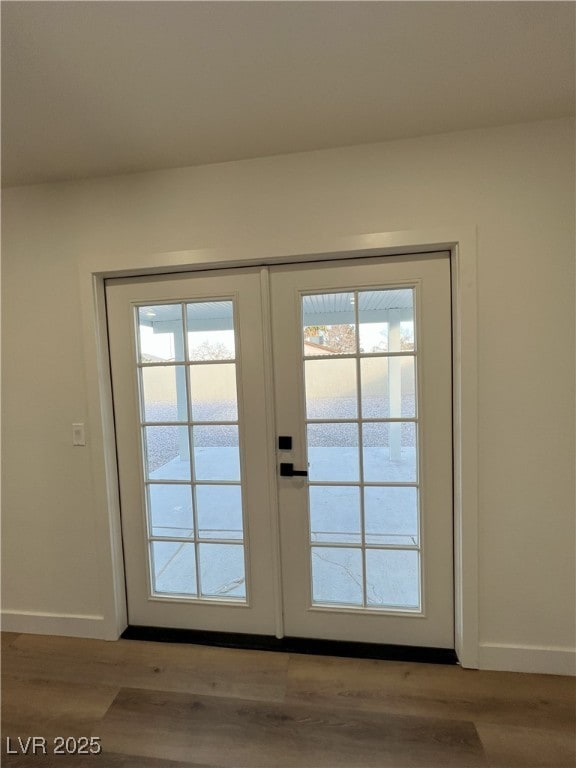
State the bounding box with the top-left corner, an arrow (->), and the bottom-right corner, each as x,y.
1,610 -> 110,640
80,226 -> 479,664
451,235 -> 480,668
259,268 -> 285,639
79,274 -> 128,640
479,643 -> 576,677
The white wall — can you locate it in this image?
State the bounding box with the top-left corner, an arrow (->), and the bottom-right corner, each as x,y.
2,118 -> 574,672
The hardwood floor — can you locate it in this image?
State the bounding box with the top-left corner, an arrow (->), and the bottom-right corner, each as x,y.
1,632 -> 574,767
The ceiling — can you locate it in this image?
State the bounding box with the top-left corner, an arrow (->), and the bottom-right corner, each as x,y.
2,1 -> 574,188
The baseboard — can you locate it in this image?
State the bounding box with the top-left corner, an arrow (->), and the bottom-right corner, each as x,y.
1,610 -> 108,640
479,642 -> 576,676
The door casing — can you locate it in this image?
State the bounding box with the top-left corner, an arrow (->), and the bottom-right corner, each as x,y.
81,227 -> 479,666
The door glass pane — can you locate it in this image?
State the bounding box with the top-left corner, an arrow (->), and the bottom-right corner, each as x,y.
199,544 -> 245,599
138,304 -> 184,362
187,301 -> 235,361
365,549 -> 420,609
196,485 -> 243,540
311,547 -> 363,605
309,486 -> 361,544
141,365 -> 188,422
364,486 -> 419,546
193,425 -> 240,481
148,484 -> 194,538
135,299 -> 247,604
302,287 -> 422,613
307,423 -> 359,481
303,293 -> 356,356
358,289 -> 414,354
362,422 -> 417,482
304,359 -> 357,419
361,357 -> 416,418
144,426 -> 191,480
189,363 -> 238,422
151,541 -> 197,596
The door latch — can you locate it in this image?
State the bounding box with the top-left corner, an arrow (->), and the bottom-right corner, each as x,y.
280,462 -> 308,477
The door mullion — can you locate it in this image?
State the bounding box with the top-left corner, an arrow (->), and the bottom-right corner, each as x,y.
181,303 -> 202,600
259,266 -> 285,639
352,290 -> 368,609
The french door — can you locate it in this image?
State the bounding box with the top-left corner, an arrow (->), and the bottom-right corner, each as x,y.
106,253 -> 453,647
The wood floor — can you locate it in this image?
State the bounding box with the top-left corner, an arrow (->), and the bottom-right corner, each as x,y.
1,632 -> 574,767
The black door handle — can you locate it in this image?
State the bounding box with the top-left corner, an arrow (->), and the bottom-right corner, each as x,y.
280,462 -> 308,477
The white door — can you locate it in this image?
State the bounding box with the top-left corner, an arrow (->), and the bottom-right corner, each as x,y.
106,253 -> 453,647
270,255 -> 453,648
107,268 -> 278,634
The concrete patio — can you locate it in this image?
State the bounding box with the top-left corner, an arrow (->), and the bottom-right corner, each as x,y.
146,446 -> 420,609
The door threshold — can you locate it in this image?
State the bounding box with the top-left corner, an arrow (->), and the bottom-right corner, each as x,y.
121,625 -> 457,665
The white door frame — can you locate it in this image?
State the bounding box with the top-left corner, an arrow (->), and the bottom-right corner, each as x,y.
79,226 -> 479,668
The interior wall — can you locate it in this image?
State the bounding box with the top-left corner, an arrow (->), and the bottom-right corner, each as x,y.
2,118 -> 574,672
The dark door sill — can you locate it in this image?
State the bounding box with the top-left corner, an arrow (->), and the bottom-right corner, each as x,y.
121,625 -> 457,665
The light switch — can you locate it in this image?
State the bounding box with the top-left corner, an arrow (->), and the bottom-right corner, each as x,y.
72,423 -> 86,446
